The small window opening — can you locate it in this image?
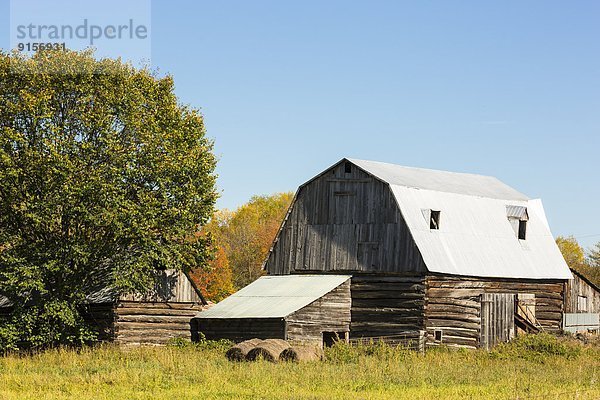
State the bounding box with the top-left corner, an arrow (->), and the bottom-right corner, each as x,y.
323,331 -> 347,347
518,220 -> 527,240
344,161 -> 352,174
578,295 -> 588,312
430,210 -> 440,230
434,329 -> 443,342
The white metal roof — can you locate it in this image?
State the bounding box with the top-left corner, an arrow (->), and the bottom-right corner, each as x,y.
195,275 -> 351,319
347,159 -> 571,280
348,158 -> 529,200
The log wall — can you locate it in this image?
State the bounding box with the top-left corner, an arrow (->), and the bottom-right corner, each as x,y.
286,280 -> 351,344
114,301 -> 205,345
425,275 -> 565,349
350,275 -> 426,344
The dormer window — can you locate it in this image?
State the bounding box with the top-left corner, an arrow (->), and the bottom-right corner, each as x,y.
430,210 -> 440,230
506,205 -> 528,240
518,220 -> 527,240
421,209 -> 441,230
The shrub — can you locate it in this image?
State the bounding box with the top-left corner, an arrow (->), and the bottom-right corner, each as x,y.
491,333 -> 581,360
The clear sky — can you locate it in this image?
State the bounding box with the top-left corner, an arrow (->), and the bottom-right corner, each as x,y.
1,1 -> 599,249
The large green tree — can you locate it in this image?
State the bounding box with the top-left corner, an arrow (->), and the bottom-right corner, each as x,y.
0,50 -> 217,351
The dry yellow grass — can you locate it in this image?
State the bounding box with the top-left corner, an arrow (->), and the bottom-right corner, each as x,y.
0,335 -> 598,400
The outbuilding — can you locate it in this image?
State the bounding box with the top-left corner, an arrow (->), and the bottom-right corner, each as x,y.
563,268 -> 600,333
192,275 -> 351,346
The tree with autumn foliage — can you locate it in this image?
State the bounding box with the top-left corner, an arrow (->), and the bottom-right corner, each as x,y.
194,193 -> 294,295
556,236 -> 600,287
189,245 -> 234,302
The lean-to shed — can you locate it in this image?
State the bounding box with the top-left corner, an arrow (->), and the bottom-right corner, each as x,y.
258,158 -> 572,349
192,275 -> 351,346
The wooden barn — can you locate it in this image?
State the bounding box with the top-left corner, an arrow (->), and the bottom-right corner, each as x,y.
193,158 -> 573,349
563,269 -> 600,333
192,275 -> 351,345
1,269 -> 207,346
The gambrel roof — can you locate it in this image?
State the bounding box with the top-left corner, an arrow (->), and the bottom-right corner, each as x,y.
346,158 -> 571,280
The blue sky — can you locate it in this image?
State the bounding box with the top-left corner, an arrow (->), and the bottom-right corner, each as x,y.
1,1 -> 599,249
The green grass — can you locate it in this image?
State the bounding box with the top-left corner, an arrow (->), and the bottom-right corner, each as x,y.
0,335 -> 598,400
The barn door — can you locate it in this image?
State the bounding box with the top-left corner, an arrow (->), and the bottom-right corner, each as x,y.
480,293 -> 515,350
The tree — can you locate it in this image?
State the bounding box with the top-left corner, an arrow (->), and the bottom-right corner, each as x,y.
556,237 -> 600,288
589,242 -> 600,268
0,50 -> 217,351
205,193 -> 293,289
189,245 -> 235,303
555,236 -> 586,270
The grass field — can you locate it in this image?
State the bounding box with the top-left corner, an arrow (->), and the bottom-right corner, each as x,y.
0,334 -> 598,400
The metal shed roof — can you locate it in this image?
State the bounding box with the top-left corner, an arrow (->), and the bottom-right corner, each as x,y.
346,158 -> 571,280
195,275 -> 351,319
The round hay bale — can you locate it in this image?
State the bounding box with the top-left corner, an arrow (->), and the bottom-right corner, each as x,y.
279,345 -> 323,362
246,339 -> 290,362
225,338 -> 263,361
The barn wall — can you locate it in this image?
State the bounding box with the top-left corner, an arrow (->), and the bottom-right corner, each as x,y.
114,301 -> 205,345
286,280 -> 351,344
425,275 -> 565,349
350,275 -> 426,344
120,270 -> 203,303
565,272 -> 600,314
193,318 -> 286,342
265,161 -> 426,275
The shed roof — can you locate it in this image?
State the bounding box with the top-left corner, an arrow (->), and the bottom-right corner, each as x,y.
195,275 -> 351,319
346,158 -> 571,280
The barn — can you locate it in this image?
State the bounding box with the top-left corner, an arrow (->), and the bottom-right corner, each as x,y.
563,269 -> 600,333
193,158 -> 573,349
1,269 -> 207,346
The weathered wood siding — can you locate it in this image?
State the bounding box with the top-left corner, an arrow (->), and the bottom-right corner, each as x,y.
565,271 -> 600,314
193,318 -> 286,342
120,270 -> 203,303
425,275 -> 564,348
114,301 -> 204,345
265,162 -> 426,274
350,275 -> 426,344
480,293 -> 515,350
286,280 -> 351,344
